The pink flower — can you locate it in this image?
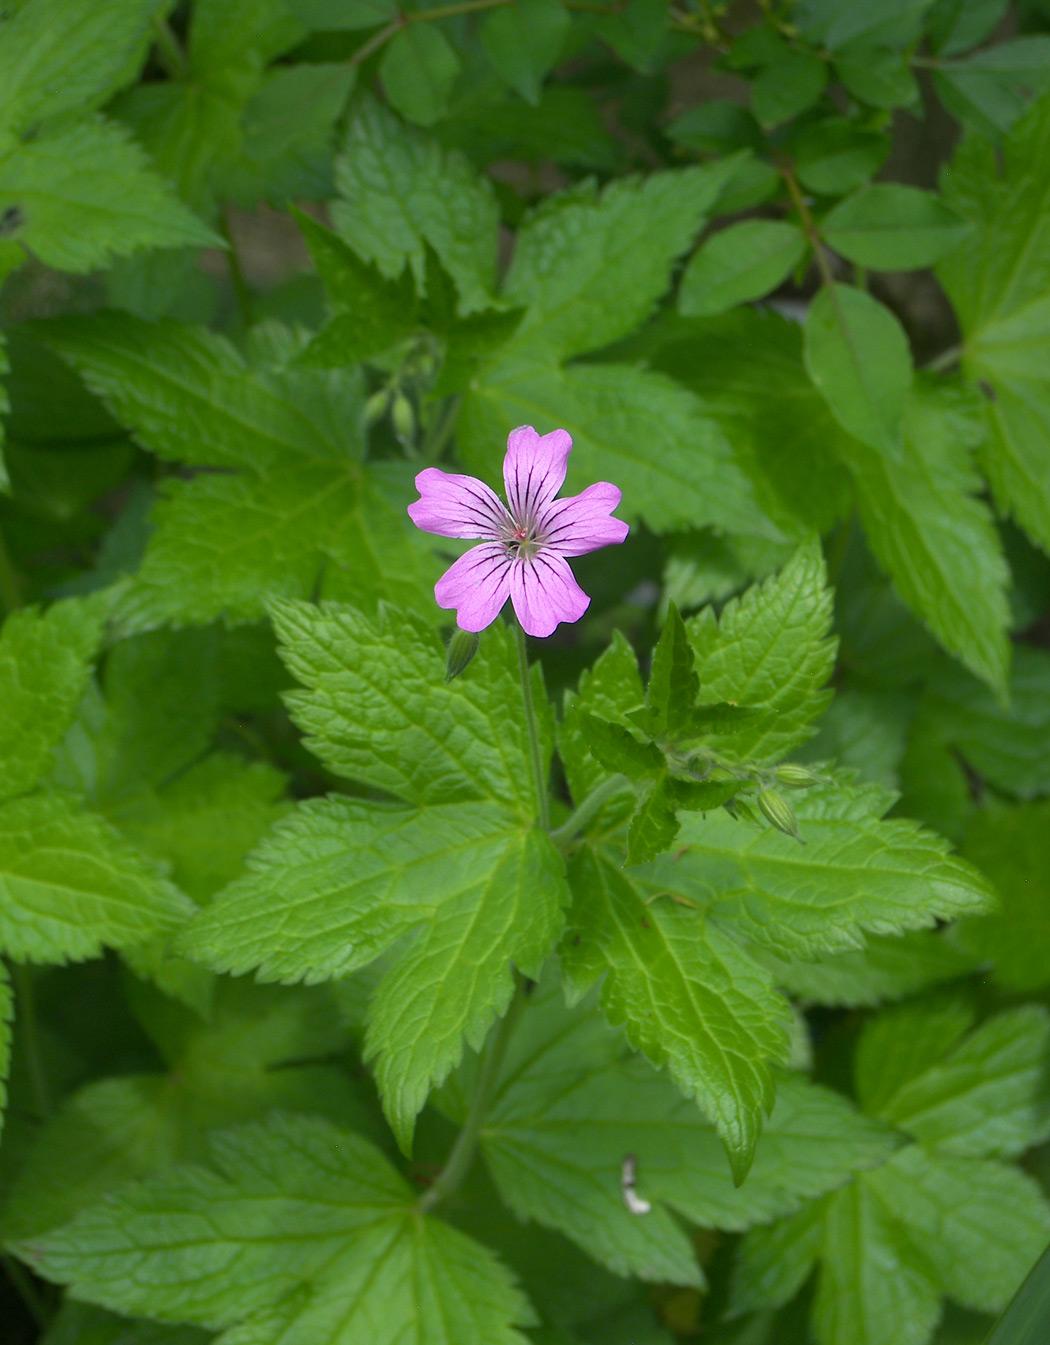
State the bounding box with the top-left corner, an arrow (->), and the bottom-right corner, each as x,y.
408,425 -> 629,638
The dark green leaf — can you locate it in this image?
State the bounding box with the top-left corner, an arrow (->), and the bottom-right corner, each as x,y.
822,185 -> 971,269
380,24 -> 461,128
479,0 -> 570,105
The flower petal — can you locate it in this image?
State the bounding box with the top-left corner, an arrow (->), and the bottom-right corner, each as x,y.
537,481 -> 630,557
435,543 -> 514,631
408,467 -> 507,539
510,553 -> 589,638
503,425 -> 573,523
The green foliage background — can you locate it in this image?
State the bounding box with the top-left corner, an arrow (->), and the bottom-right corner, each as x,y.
3,1 -> 1050,1342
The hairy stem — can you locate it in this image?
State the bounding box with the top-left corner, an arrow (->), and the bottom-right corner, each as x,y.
550,773 -> 631,851
417,975 -> 526,1212
515,619 -> 551,832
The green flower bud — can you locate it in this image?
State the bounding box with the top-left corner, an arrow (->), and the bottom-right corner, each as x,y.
365,389 -> 391,424
445,628 -> 480,682
392,393 -> 416,442
757,788 -> 804,843
774,763 -> 822,788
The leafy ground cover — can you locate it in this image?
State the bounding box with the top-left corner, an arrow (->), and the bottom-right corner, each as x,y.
3,2 -> 1050,1343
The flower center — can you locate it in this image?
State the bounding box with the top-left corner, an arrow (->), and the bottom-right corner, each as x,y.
501,513 -> 543,560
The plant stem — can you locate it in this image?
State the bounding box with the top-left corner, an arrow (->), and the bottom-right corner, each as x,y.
550,773 -> 631,851
2,1255 -> 50,1330
151,15 -> 189,79
782,167 -> 837,289
12,962 -> 52,1120
514,619 -> 550,832
922,342 -> 963,373
0,524 -> 23,615
220,209 -> 252,328
418,975 -> 526,1212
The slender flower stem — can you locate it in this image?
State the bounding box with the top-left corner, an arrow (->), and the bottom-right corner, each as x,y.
922,342 -> 963,373
151,15 -> 189,79
550,773 -> 631,851
418,975 -> 526,1212
514,619 -> 550,832
12,962 -> 52,1120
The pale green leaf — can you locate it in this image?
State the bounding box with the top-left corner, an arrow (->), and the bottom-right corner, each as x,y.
934,38 -> 1050,137
562,844 -> 792,1181
831,380 -> 1010,693
0,0 -> 152,135
822,185 -> 971,270
189,0 -> 303,75
957,801 -> 1050,990
269,601 -> 546,817
938,94 -> 1050,553
0,791 -> 193,964
729,1202 -> 826,1316
679,220 -> 808,318
332,94 -> 499,312
685,538 -> 837,762
0,117 -> 220,273
380,24 -> 461,128
501,162 -> 741,363
16,1114 -> 535,1345
459,359 -> 778,538
0,598 -> 102,804
476,981 -> 894,1285
804,283 -> 912,455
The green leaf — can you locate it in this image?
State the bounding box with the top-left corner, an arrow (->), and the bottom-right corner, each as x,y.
804,283 -> 912,455
751,50 -> 828,128
470,979 -> 894,1286
957,801 -> 1050,991
15,1114 -> 536,1345
39,313 -> 436,627
916,646 -> 1050,800
578,713 -> 664,779
926,0 -> 1008,58
294,210 -> 418,366
480,0 -> 570,104
0,116 -> 220,273
459,360 -> 779,538
822,185 -> 972,270
500,162 -> 741,363
736,1003 -> 1050,1345
332,94 -> 499,312
934,38 -> 1050,137
754,930 -> 974,1008
290,0 -> 397,27
679,220 -> 808,317
866,1005 -> 1050,1157
0,599 -> 102,804
0,791 -> 193,964
624,775 -> 740,866
562,843 -> 792,1181
0,0 -> 152,135
0,979 -> 363,1242
853,991 -> 977,1117
0,962 -> 10,1146
795,0 -> 935,49
647,603 -> 700,737
269,601 -> 545,817
40,1302 -> 210,1345
832,381 -> 1010,693
938,94 -> 1050,555
792,118 -> 890,195
639,309 -> 854,537
671,783 -> 994,961
833,46 -> 919,110
380,24 -> 461,128
685,538 -> 837,763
